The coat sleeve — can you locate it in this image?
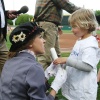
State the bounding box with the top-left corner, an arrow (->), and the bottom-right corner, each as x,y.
51,0 -> 79,13
26,63 -> 54,100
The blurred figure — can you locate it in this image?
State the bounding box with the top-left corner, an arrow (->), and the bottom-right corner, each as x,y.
96,27 -> 100,85
97,69 -> 100,85
34,0 -> 80,69
0,0 -> 18,75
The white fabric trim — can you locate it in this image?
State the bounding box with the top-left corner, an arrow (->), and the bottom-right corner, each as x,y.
19,49 -> 36,59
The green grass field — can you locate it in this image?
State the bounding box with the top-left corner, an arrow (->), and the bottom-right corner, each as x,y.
6,32 -> 100,100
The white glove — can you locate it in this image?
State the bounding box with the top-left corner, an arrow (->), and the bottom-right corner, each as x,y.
45,63 -> 58,80
51,66 -> 67,93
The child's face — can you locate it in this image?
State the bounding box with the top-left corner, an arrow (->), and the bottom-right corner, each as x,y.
29,34 -> 45,55
71,26 -> 89,39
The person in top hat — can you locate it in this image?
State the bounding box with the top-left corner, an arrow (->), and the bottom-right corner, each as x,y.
0,22 -> 67,100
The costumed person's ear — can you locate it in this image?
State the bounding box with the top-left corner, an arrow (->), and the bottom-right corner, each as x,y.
96,15 -> 100,24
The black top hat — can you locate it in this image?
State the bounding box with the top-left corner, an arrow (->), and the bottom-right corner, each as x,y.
9,22 -> 44,52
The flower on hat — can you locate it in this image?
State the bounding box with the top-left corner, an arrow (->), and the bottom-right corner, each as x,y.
12,32 -> 26,43
12,35 -> 20,43
19,32 -> 26,42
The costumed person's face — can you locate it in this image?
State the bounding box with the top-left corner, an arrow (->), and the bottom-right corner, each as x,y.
30,34 -> 45,55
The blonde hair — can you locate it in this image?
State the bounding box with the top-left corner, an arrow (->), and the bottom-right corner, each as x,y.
68,8 -> 98,32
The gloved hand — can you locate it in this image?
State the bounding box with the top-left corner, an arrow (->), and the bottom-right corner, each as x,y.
51,66 -> 67,93
45,63 -> 58,80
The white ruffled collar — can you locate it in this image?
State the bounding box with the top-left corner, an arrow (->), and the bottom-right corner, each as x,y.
19,49 -> 36,59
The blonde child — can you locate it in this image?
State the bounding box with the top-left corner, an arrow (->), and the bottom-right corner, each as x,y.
53,9 -> 99,100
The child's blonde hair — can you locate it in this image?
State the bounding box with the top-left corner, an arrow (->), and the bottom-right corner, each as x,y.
68,8 -> 98,32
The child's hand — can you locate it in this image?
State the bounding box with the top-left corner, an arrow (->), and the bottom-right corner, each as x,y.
53,57 -> 67,65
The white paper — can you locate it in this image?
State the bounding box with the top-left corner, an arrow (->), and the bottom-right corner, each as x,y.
50,47 -> 58,60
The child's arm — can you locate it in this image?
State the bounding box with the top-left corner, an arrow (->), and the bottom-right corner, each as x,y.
66,57 -> 93,72
53,57 -> 92,72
